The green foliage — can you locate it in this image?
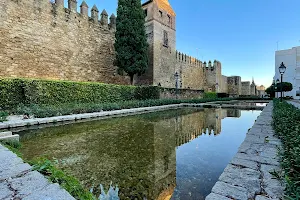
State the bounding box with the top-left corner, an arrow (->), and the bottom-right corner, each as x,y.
134,86 -> 160,100
273,99 -> 300,198
266,82 -> 293,97
0,111 -> 8,122
277,82 -> 293,92
203,92 -> 217,99
0,78 -> 163,109
15,98 -> 234,118
115,0 -> 148,84
22,79 -> 136,105
30,157 -> 95,200
0,79 -> 25,109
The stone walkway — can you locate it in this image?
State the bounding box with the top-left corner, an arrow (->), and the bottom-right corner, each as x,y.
206,102 -> 284,200
0,144 -> 74,200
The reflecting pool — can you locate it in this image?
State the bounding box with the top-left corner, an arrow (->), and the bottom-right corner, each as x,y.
18,108 -> 261,200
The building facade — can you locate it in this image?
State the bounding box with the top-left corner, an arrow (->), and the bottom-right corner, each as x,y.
275,46 -> 300,99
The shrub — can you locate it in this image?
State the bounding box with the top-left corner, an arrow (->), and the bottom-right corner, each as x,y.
273,99 -> 300,198
0,79 -> 25,109
0,78 -> 163,109
0,111 -> 8,122
203,92 -> 217,99
22,79 -> 136,105
134,86 -> 160,100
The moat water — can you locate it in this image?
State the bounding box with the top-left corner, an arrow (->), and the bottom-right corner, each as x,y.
18,108 -> 261,200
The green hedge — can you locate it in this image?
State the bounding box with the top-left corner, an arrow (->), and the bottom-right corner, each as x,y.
0,79 -> 25,109
273,99 -> 300,198
203,92 -> 217,99
16,98 -> 234,118
0,79 -> 162,109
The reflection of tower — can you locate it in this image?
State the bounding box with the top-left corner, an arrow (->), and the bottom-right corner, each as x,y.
153,118 -> 177,200
226,109 -> 242,118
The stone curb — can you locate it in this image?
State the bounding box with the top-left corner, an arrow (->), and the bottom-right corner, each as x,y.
0,144 -> 75,200
205,102 -> 284,200
0,102 -> 266,130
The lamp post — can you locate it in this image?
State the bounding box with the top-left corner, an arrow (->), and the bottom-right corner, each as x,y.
276,79 -> 279,98
174,72 -> 179,99
279,62 -> 286,102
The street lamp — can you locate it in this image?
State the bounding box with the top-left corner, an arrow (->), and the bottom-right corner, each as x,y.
279,62 -> 287,102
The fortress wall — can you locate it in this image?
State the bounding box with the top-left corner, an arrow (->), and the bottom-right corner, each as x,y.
0,0 -> 130,84
241,81 -> 251,96
175,51 -> 204,90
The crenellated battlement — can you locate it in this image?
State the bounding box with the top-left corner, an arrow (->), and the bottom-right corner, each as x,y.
50,0 -> 116,31
175,51 -> 203,67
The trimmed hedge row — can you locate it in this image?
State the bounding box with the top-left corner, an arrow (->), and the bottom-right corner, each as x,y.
0,78 -> 160,109
273,99 -> 300,198
16,98 -> 233,118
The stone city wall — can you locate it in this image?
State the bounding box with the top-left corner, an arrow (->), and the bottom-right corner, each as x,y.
159,88 -> 204,100
175,51 -> 204,90
227,76 -> 242,97
0,0 -> 130,84
241,81 -> 251,96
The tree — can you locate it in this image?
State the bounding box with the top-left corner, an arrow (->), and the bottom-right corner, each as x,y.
276,82 -> 293,92
114,0 -> 149,85
266,85 -> 275,97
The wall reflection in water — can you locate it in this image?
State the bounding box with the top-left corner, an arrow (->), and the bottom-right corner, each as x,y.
19,108 -> 252,200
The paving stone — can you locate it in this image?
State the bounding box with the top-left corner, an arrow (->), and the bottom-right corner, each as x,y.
211,181 -> 249,200
0,163 -> 31,180
23,183 -> 75,200
219,164 -> 261,198
8,171 -> 50,198
0,182 -> 13,199
260,164 -> 280,180
255,195 -> 274,200
230,157 -> 259,170
205,193 -> 231,200
263,179 -> 284,199
0,150 -> 23,171
235,153 -> 280,166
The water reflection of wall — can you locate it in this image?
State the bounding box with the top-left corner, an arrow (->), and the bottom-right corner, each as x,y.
19,108 -> 242,200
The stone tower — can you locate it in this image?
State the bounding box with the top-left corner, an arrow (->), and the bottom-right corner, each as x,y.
137,0 -> 176,87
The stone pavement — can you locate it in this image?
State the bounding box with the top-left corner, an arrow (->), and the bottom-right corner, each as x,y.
206,102 -> 284,200
0,144 -> 74,200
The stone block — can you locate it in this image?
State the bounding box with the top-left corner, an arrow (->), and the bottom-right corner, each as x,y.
230,157 -> 259,170
0,134 -> 19,143
211,181 -> 249,200
0,131 -> 12,137
23,183 -> 75,200
219,164 -> 261,198
0,182 -> 13,199
205,193 -> 231,200
8,171 -> 50,199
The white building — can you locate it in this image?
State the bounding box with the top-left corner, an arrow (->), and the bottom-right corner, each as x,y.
275,46 -> 300,99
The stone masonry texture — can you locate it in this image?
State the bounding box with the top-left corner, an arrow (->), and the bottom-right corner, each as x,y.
205,102 -> 284,200
0,144 -> 75,200
0,0 -> 129,84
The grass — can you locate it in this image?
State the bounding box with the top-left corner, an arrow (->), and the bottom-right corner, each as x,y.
273,99 -> 300,198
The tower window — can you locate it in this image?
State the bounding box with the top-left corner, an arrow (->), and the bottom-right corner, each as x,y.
163,30 -> 168,47
159,10 -> 163,17
144,9 -> 147,17
167,14 -> 171,23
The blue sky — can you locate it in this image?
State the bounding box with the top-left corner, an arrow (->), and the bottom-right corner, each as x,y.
72,0 -> 300,87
